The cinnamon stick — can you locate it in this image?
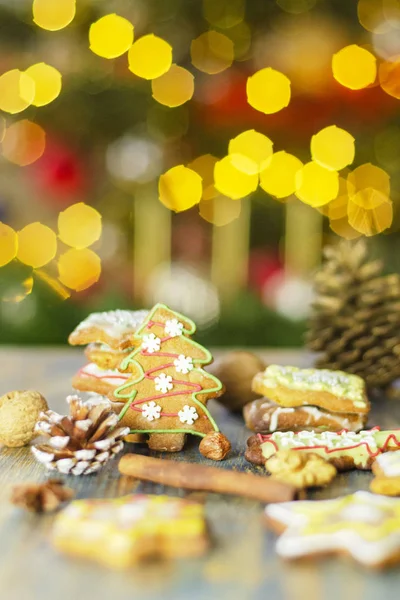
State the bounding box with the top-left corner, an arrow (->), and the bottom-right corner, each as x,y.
118,454 -> 297,503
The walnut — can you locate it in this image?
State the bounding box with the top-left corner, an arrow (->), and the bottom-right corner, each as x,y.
199,432 -> 231,461
0,391 -> 48,447
265,450 -> 337,488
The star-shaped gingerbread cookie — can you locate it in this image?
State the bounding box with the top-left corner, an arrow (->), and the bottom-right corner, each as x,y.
265,491 -> 400,568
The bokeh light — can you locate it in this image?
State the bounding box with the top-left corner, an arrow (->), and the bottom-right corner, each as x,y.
0,223 -> 18,267
357,0 -> 391,34
295,161 -> 339,206
158,165 -> 203,211
89,14 -> 134,59
379,59 -> 400,99
151,65 -> 194,107
347,197 -> 393,235
347,163 -> 391,197
277,0 -> 316,13
106,134 -> 163,183
188,154 -> 218,200
311,125 -> 355,171
25,63 -> 62,107
191,31 -> 234,75
326,177 -> 349,220
330,217 -> 362,240
32,0 -> 76,31
332,45 -> 377,90
58,203 -> 102,249
58,248 -> 101,291
246,67 -> 291,114
214,155 -> 258,199
203,0 -> 245,28
351,188 -> 389,210
260,151 -> 303,199
17,223 -> 57,268
228,21 -> 252,60
2,120 -> 46,166
228,130 -> 273,175
0,70 -> 35,114
199,195 -> 242,226
128,35 -> 172,80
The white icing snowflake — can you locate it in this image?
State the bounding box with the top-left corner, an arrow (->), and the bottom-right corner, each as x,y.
141,401 -> 162,421
178,405 -> 198,425
154,373 -> 174,393
142,333 -> 161,353
173,354 -> 194,374
165,318 -> 184,338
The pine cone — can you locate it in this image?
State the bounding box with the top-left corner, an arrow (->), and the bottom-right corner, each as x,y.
32,395 -> 129,475
11,479 -> 74,513
306,240 -> 400,389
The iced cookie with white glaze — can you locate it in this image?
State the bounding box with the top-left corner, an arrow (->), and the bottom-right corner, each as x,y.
68,309 -> 149,350
84,343 -> 134,371
265,491 -> 400,568
243,398 -> 367,434
371,452 -> 400,497
252,365 -> 370,415
72,363 -> 133,398
245,427 -> 400,470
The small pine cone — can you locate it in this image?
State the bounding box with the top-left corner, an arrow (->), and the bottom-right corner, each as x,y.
32,395 -> 130,475
11,479 -> 74,513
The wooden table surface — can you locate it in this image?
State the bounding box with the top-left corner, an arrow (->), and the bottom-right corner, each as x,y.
1,347 -> 400,600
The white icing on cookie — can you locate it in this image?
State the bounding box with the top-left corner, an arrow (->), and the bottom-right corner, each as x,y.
375,452 -> 400,477
79,363 -> 130,385
75,309 -> 149,339
268,407 -> 295,432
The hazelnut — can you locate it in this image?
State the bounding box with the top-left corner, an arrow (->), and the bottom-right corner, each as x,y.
0,390 -> 48,447
199,431 -> 231,461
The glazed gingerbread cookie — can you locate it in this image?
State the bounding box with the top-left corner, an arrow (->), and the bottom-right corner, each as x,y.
68,309 -> 149,350
246,428 -> 400,470
243,398 -> 367,434
265,491 -> 400,568
84,343 -> 133,371
110,303 -> 230,459
252,365 -> 370,415
72,362 -> 132,398
371,452 -> 400,496
52,494 -> 209,568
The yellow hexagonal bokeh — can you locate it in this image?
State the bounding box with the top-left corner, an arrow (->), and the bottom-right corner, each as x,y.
191,31 -> 234,75
311,125 -> 355,171
32,0 -> 76,31
89,14 -> 134,59
58,248 -> 101,291
58,203 -> 102,249
357,0 -> 390,34
260,151 -> 303,199
151,65 -> 194,107
203,0 -> 245,29
347,163 -> 390,197
348,197 -> 393,236
228,130 -> 273,175
214,155 -> 258,200
159,165 -> 203,212
247,68 -> 291,114
295,161 -> 339,207
0,223 -> 18,267
128,35 -> 172,80
2,120 -> 46,166
326,177 -> 349,220
329,217 -> 362,240
188,154 -> 218,200
332,45 -> 377,90
17,223 -> 57,268
0,70 -> 35,114
351,188 -> 389,210
25,63 -> 62,107
199,195 -> 242,226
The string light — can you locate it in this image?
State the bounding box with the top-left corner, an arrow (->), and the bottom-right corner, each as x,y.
0,70 -> 35,114
311,125 -> 355,171
32,0 -> 76,31
158,165 -> 203,211
17,223 -> 57,268
0,223 -> 18,267
247,67 -> 291,114
89,14 -> 134,59
151,65 -> 194,107
260,151 -> 303,199
191,31 -> 234,74
214,155 -> 258,199
128,35 -> 172,80
58,203 -> 102,249
58,248 -> 101,291
228,130 -> 273,175
25,63 -> 62,107
295,162 -> 339,206
332,45 -> 377,90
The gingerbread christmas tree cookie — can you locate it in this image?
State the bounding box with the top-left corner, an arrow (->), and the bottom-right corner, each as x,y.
112,303 -> 231,460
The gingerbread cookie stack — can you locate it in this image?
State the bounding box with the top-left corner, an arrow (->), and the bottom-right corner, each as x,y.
69,303 -> 230,460
244,365 -> 370,434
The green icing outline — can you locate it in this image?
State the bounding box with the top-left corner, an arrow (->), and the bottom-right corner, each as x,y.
114,303 -> 222,435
